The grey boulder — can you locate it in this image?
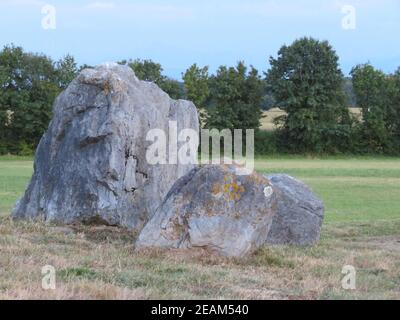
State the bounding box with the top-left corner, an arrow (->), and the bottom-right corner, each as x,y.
12,63 -> 199,231
265,174 -> 324,246
136,165 -> 277,257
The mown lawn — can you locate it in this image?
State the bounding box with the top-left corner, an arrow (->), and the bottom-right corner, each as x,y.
0,156 -> 399,299
255,157 -> 400,223
0,156 -> 33,216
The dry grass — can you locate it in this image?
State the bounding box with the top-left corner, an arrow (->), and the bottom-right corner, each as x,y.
260,108 -> 286,131
1,156 -> 399,299
260,108 -> 363,131
1,216 -> 399,300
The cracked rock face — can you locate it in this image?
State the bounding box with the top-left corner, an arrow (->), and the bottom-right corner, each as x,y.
136,165 -> 277,257
12,63 -> 199,231
265,174 -> 325,246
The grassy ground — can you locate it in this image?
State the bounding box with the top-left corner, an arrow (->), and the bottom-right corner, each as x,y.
0,156 -> 33,216
0,156 -> 399,299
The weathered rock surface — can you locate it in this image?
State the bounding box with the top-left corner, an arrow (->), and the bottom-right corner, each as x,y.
265,174 -> 324,246
136,165 -> 277,257
12,63 -> 199,231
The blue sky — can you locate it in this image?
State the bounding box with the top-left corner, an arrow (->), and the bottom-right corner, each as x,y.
0,0 -> 399,79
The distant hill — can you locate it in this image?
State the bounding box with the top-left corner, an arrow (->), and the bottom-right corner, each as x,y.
260,107 -> 362,131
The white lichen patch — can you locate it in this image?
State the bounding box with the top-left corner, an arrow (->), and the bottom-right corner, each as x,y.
264,186 -> 274,198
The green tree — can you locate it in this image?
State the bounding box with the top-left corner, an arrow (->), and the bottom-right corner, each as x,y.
128,59 -> 164,84
205,61 -> 263,131
79,63 -> 94,72
267,37 -> 351,153
351,63 -> 391,153
182,64 -> 210,109
160,78 -> 185,100
383,68 -> 400,153
0,44 -> 59,154
391,68 -> 400,151
56,54 -> 78,89
121,59 -> 184,99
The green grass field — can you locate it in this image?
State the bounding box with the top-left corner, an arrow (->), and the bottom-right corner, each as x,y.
0,156 -> 33,216
0,156 -> 399,299
2,156 -> 399,223
255,157 -> 400,223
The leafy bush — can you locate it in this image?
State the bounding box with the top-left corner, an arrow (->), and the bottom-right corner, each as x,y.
254,130 -> 279,155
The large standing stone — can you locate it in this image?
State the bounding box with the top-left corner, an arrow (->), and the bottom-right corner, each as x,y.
136,165 -> 277,257
12,63 -> 199,231
265,174 -> 324,246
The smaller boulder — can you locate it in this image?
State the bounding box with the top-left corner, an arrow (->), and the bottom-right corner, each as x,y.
136,165 -> 277,257
265,174 -> 324,246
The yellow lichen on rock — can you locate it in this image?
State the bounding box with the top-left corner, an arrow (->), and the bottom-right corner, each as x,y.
213,174 -> 247,202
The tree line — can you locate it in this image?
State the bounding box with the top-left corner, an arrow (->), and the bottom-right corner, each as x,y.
1,37 -> 399,155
